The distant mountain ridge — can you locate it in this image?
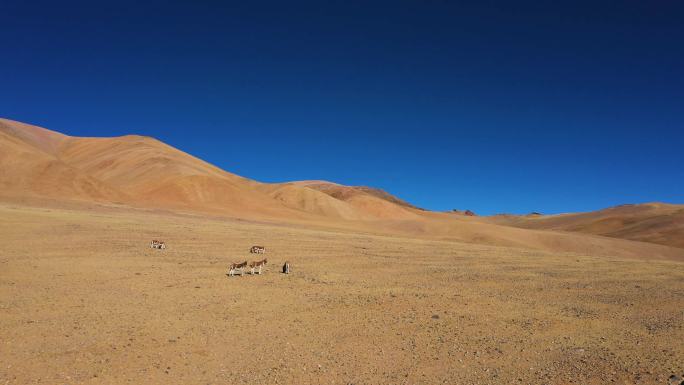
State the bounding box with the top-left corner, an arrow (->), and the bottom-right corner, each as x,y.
1,117 -> 683,259
484,202 -> 684,249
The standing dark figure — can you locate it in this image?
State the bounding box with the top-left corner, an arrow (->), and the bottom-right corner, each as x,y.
282,261 -> 290,274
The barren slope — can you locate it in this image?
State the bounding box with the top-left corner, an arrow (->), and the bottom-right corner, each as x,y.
0,119 -> 317,219
290,180 -> 421,220
2,117 -> 684,260
0,119 -> 129,203
258,183 -> 367,220
57,135 -> 309,219
487,203 -> 684,249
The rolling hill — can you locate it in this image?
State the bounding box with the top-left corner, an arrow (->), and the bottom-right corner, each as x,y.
1,117 -> 683,260
0,119 -> 130,203
485,203 -> 684,249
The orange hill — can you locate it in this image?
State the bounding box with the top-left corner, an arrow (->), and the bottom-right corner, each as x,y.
1,117 -> 683,260
485,203 -> 684,249
0,119 -> 129,203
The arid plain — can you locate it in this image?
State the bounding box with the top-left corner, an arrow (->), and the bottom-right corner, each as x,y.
1,203 -> 683,385
1,118 -> 684,385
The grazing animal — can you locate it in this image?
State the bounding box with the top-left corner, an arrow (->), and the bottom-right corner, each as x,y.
282,261 -> 290,274
249,258 -> 268,275
150,240 -> 166,250
250,245 -> 266,254
228,261 -> 248,277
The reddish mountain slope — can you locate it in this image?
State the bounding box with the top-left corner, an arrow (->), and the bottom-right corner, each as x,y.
0,119 -> 129,203
2,117 -> 683,260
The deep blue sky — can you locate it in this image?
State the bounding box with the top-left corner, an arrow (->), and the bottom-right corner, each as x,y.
1,0 -> 683,214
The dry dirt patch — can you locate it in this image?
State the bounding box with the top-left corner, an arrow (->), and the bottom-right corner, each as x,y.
1,204 -> 683,384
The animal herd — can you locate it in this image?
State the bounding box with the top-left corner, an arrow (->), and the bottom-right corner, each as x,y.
229,245 -> 270,276
150,240 -> 290,277
228,258 -> 267,276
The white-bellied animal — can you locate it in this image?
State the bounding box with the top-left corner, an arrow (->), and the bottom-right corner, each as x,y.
250,245 -> 266,254
228,261 -> 248,277
249,258 -> 267,275
282,261 -> 290,274
150,240 -> 166,249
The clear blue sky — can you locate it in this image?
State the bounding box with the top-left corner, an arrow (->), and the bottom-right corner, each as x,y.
1,0 -> 682,215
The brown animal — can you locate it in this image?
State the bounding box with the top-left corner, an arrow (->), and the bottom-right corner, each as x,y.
249,258 -> 267,275
282,261 -> 290,274
250,245 -> 266,254
228,261 -> 248,277
150,240 -> 166,249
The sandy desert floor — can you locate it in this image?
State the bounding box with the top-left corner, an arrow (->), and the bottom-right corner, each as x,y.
1,203 -> 683,385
